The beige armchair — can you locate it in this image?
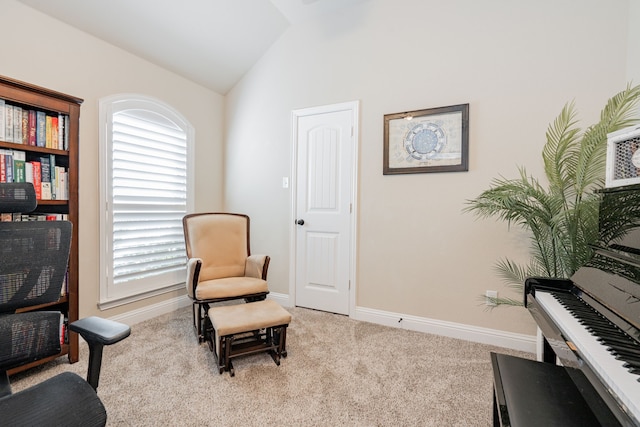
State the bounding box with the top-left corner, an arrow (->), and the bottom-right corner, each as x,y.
182,213 -> 269,342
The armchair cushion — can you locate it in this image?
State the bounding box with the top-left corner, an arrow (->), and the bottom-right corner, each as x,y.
184,214 -> 248,280
184,254 -> 269,300
195,276 -> 268,301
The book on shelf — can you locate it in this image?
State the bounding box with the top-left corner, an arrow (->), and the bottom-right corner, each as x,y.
24,161 -> 32,183
41,182 -> 52,200
59,315 -> 65,345
13,106 -> 22,144
28,109 -> 36,146
30,160 -> 41,200
5,104 -> 13,142
64,115 -> 69,150
59,314 -> 71,345
50,155 -> 57,199
45,115 -> 52,148
36,110 -> 46,147
13,159 -> 25,182
51,116 -> 59,149
58,114 -> 64,150
39,155 -> 50,183
58,169 -> 68,200
4,153 -> 13,184
21,108 -> 28,145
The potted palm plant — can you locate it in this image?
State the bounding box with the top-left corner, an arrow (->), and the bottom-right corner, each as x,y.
464,84 -> 640,307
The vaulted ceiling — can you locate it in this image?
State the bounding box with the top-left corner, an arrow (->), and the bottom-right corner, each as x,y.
17,0 -> 368,94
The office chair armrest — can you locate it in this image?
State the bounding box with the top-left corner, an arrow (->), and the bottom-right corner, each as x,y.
186,257 -> 202,298
69,317 -> 131,391
245,254 -> 270,280
69,316 -> 131,345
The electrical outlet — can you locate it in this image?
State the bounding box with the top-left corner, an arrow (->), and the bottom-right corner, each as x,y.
486,290 -> 498,306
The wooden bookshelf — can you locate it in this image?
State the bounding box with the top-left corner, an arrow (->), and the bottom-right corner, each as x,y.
0,75 -> 82,374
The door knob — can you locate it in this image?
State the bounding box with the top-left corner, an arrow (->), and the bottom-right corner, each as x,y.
296,219 -> 305,225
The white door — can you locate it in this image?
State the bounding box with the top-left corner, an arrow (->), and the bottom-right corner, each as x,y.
293,102 -> 357,315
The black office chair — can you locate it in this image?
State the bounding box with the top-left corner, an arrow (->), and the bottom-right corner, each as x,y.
0,183 -> 130,426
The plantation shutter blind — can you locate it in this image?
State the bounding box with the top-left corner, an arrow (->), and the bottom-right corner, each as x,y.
111,109 -> 187,288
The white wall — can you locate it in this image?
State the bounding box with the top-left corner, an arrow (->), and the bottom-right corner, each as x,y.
3,0 -> 224,318
225,0 -> 632,335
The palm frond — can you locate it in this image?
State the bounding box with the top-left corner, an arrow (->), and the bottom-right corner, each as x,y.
543,101 -> 581,193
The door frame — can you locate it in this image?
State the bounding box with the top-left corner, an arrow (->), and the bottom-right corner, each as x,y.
288,100 -> 359,317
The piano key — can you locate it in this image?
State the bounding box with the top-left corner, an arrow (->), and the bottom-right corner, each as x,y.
611,349 -> 640,362
605,343 -> 640,356
536,290 -> 640,421
623,360 -> 640,369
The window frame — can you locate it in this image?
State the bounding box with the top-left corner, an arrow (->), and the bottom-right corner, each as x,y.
98,94 -> 194,309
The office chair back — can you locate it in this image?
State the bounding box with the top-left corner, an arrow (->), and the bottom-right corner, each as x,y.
0,183 -> 72,372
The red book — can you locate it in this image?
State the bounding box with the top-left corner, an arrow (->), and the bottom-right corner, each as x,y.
51,116 -> 59,149
0,154 -> 5,182
30,160 -> 42,200
28,110 -> 37,146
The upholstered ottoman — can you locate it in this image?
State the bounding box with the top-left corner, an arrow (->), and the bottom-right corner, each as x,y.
208,299 -> 291,376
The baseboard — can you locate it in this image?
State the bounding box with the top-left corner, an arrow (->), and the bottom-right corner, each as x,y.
267,292 -> 291,306
353,306 -> 536,354
108,294 -> 192,325
107,292 -> 535,353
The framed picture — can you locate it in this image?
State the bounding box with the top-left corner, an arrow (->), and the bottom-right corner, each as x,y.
383,103 -> 469,175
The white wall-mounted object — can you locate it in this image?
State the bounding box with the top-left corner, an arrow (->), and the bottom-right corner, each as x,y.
605,125 -> 640,188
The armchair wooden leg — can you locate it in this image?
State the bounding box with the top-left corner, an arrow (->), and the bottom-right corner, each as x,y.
216,335 -> 225,374
277,326 -> 288,358
225,336 -> 234,377
191,303 -> 201,341
269,349 -> 281,366
193,303 -> 211,343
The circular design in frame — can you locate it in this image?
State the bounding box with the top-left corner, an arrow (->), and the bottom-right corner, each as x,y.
403,122 -> 447,161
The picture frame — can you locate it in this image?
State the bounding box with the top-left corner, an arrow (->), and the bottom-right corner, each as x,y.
383,103 -> 469,175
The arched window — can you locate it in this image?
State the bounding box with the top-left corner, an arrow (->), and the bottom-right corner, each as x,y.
99,95 -> 194,307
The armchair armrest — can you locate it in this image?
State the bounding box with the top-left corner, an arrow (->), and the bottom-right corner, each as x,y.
69,317 -> 131,391
186,257 -> 202,299
245,254 -> 270,280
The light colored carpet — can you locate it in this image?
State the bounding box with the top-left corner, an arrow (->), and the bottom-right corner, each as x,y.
10,305 -> 531,426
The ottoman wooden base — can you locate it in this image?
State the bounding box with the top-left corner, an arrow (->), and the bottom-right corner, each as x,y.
207,299 -> 291,376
